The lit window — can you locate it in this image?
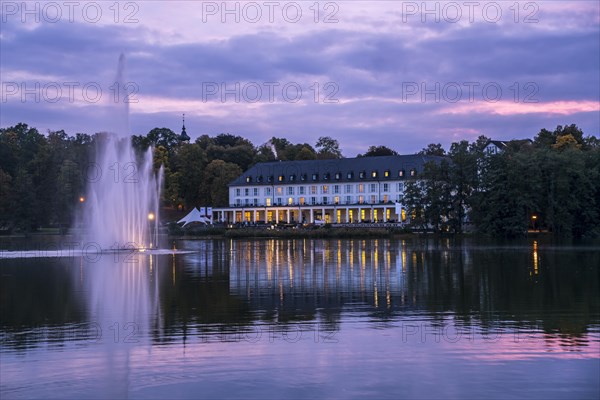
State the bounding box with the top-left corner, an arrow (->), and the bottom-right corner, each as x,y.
276,187 -> 283,195
384,170 -> 390,178
246,176 -> 252,183
278,175 -> 284,182
266,198 -> 271,206
399,170 -> 404,177
312,173 -> 318,181
334,196 -> 339,205
347,172 -> 354,179
288,197 -> 293,205
359,195 -> 364,204
322,185 -> 328,194
335,172 -> 341,180
410,169 -> 416,177
358,184 -> 364,193
299,197 -> 305,205
371,171 -> 377,178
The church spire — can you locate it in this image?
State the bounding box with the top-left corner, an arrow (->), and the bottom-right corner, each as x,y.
179,113 -> 190,142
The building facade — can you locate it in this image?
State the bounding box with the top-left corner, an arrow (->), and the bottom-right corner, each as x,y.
212,154 -> 445,224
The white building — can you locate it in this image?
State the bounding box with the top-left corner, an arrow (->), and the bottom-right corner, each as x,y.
212,154 -> 445,224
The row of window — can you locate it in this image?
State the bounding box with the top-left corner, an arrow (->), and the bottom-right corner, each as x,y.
234,194 -> 401,207
244,169 -> 417,183
235,183 -> 406,197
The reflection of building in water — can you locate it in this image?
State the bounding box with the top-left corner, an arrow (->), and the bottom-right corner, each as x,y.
228,239 -> 417,317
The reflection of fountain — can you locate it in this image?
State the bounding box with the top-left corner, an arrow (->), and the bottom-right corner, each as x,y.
80,54 -> 162,397
82,54 -> 162,250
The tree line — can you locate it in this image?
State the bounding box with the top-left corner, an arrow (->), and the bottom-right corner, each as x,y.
1,122 -> 598,238
403,125 -> 600,238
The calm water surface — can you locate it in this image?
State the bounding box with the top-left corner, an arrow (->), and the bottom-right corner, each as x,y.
1,237 -> 599,399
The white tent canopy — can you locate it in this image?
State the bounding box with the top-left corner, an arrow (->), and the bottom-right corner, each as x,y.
177,207 -> 211,226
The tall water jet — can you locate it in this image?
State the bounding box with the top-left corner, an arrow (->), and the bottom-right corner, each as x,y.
82,54 -> 162,250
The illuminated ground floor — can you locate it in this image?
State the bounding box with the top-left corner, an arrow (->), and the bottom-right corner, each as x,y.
212,204 -> 408,224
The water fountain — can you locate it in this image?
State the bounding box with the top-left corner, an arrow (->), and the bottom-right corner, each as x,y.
82,54 -> 162,250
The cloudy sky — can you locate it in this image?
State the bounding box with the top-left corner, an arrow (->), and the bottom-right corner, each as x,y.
1,1 -> 598,155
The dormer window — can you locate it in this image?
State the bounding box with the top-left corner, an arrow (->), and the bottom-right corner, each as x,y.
384,170 -> 390,178
267,175 -> 273,182
347,172 -> 354,179
278,175 -> 284,182
359,171 -> 366,179
246,176 -> 252,183
290,174 -> 296,181
410,169 -> 416,177
324,173 -> 330,180
371,171 -> 378,178
301,174 -> 307,181
399,170 -> 405,177
335,172 -> 341,180
312,173 -> 318,181
257,175 -> 263,183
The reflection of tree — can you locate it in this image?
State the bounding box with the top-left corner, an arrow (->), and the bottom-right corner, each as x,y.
0,257 -> 86,351
2,238 -> 598,351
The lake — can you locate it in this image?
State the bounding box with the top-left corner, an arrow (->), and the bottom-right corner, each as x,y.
1,237 -> 599,399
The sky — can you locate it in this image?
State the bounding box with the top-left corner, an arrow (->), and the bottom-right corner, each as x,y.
1,0 -> 599,156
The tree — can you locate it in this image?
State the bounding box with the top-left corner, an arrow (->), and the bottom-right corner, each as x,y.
315,136 -> 342,159
202,160 -> 242,206
419,143 -> 445,156
0,169 -> 12,228
171,143 -> 207,208
401,180 -> 426,230
295,146 -> 317,160
359,145 -> 398,157
146,128 -> 179,152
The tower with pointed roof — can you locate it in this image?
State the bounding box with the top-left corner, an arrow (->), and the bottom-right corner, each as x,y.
179,113 -> 190,142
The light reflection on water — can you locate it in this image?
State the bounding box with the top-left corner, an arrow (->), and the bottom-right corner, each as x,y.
1,238 -> 599,399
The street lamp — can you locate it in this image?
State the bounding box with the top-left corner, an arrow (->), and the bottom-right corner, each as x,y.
147,212 -> 156,249
79,196 -> 85,203
531,214 -> 537,232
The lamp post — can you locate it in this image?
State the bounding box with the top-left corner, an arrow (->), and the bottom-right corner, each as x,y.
531,214 -> 537,232
148,212 -> 155,248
